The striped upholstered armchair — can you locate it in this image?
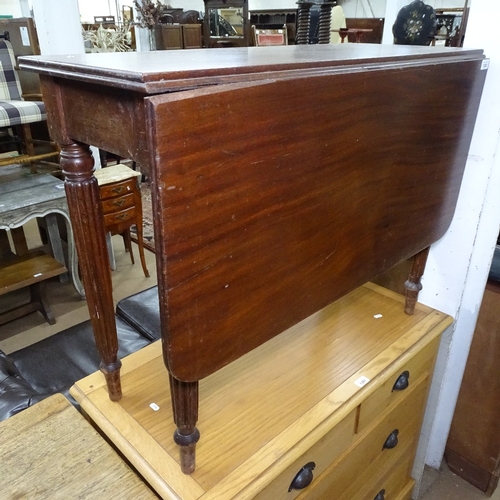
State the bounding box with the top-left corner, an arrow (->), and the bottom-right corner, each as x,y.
0,39 -> 58,172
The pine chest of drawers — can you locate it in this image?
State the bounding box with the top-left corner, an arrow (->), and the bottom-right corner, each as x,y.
71,283 -> 451,500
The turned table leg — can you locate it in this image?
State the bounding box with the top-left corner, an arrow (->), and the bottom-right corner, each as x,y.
169,374 -> 200,474
60,142 -> 122,400
404,246 -> 430,315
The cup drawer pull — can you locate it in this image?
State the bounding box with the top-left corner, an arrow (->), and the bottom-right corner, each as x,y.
392,370 -> 410,391
373,489 -> 385,500
288,461 -> 316,492
383,429 -> 399,450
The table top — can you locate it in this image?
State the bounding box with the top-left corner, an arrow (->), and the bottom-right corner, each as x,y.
0,171 -> 65,215
71,283 -> 452,500
0,394 -> 158,499
19,44 -> 484,94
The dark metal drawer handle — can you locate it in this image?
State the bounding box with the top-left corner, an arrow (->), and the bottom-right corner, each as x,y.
114,213 -> 129,220
392,370 -> 410,391
111,186 -> 125,194
383,429 -> 399,450
288,461 -> 316,492
374,489 -> 386,500
113,199 -> 126,207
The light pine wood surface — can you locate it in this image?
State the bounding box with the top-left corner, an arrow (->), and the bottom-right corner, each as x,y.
71,283 -> 452,500
0,393 -> 158,499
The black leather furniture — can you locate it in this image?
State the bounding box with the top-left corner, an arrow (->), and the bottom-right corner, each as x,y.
1,286 -> 161,422
115,285 -> 160,341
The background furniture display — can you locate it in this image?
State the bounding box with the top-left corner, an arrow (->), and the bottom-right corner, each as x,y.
252,26 -> 288,46
159,24 -> 202,50
296,0 -> 336,45
203,0 -> 249,48
392,0 -> 437,45
332,27 -> 373,43
344,17 -> 385,43
0,394 -> 157,499
71,284 -> 452,499
0,17 -> 41,96
0,249 -> 66,325
0,39 -> 58,171
0,167 -> 84,297
94,165 -> 149,279
444,246 -> 500,495
434,6 -> 469,47
20,43 -> 486,474
249,9 -> 297,44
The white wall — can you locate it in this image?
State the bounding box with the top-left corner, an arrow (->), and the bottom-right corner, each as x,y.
0,0 -> 23,17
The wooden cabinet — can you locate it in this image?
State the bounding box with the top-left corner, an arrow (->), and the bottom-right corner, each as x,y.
71,284 -> 451,499
94,165 -> 149,278
445,276 -> 500,495
160,24 -> 202,50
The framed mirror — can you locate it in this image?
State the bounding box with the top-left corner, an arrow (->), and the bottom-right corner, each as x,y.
203,0 -> 249,48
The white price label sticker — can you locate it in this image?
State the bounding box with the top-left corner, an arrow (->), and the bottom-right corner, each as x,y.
481,59 -> 490,70
149,402 -> 160,411
354,376 -> 370,388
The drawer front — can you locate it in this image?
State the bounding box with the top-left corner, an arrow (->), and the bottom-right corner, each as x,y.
100,178 -> 137,200
103,206 -> 136,226
339,444 -> 415,500
296,374 -> 429,499
101,193 -> 135,214
357,336 -> 440,434
253,410 -> 357,500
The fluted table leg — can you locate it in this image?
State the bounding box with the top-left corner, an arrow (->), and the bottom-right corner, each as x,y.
169,374 -> 200,474
404,246 -> 430,315
60,142 -> 122,400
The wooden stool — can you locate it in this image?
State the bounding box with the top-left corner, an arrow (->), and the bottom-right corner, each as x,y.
0,250 -> 67,325
94,165 -> 149,278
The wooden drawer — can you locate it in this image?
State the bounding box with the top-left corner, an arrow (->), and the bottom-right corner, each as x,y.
295,373 -> 429,499
100,178 -> 137,200
101,193 -> 135,214
103,206 -> 136,226
337,428 -> 416,500
357,335 -> 440,434
253,410 -> 357,500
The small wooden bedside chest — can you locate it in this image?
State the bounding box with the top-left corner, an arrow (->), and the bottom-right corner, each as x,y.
94,165 -> 149,278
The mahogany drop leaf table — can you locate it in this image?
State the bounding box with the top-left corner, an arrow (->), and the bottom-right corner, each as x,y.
20,44 -> 487,474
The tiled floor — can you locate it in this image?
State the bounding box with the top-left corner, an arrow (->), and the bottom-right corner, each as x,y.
1,235 -> 497,500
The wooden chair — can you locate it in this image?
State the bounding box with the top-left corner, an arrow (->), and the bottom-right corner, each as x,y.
0,39 -> 59,172
392,0 -> 437,45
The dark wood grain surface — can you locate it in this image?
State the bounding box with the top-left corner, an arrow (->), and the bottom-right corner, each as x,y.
147,56 -> 486,381
20,44 -> 483,93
